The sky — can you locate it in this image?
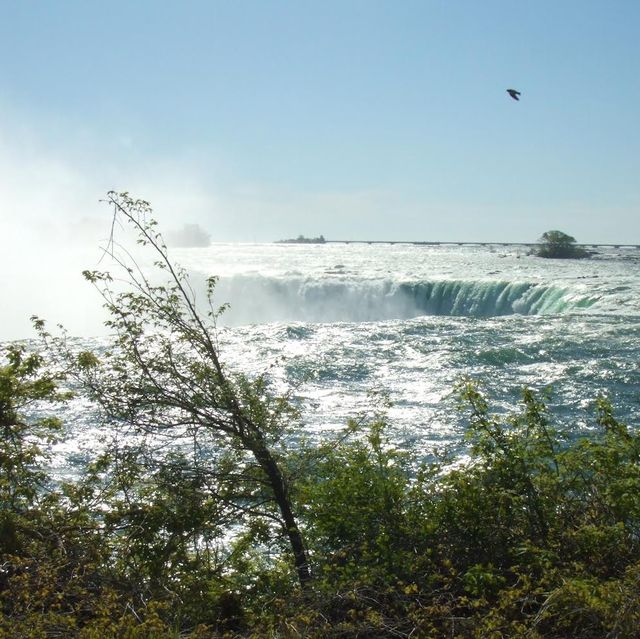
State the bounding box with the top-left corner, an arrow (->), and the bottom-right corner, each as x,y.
1,0 -> 639,247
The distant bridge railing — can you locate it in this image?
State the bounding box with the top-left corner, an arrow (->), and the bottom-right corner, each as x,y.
322,241 -> 640,249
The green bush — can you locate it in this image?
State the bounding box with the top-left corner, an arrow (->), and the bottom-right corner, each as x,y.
3,339 -> 640,637
532,230 -> 590,259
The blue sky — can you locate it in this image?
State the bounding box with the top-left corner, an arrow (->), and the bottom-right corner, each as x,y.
1,0 -> 639,243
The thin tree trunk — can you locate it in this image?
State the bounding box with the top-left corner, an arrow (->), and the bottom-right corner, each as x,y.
250,439 -> 312,588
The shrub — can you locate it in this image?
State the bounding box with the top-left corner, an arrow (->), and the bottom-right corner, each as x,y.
532,230 -> 590,259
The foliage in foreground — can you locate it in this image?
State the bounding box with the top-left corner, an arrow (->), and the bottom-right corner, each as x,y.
2,341 -> 640,638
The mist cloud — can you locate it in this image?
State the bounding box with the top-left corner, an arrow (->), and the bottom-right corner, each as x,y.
0,112 -> 223,340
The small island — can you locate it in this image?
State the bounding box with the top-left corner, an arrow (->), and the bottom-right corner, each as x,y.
277,234 -> 326,244
531,230 -> 591,259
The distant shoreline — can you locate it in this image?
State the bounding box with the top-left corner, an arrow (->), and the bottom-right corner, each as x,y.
274,238 -> 639,248
276,234 -> 326,244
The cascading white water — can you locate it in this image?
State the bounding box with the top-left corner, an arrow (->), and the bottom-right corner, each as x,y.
209,275 -> 599,325
7,242 -> 640,471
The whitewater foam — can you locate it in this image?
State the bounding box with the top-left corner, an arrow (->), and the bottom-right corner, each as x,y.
9,242 -> 639,473
209,275 -> 599,324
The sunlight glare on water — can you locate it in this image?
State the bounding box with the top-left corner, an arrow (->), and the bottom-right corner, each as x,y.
27,242 -> 640,469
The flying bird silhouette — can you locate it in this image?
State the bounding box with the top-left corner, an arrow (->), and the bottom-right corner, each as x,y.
507,89 -> 521,101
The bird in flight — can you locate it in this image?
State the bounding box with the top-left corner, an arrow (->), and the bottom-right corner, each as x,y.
506,89 -> 521,101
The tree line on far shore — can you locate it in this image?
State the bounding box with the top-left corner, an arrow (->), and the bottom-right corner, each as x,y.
274,229 -> 592,257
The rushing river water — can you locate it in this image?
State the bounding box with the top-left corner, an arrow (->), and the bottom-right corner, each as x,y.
19,242 -> 640,471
